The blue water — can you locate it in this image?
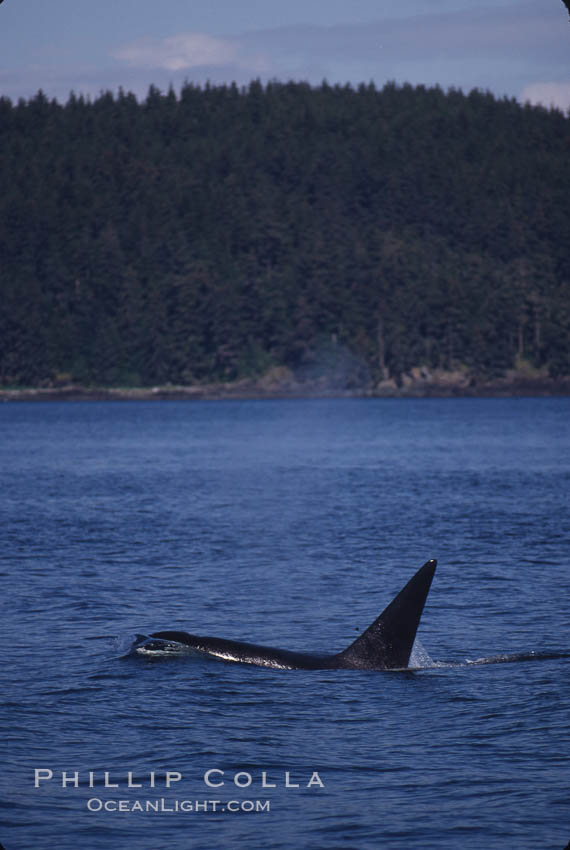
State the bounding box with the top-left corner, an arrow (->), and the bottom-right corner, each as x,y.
1,398 -> 569,850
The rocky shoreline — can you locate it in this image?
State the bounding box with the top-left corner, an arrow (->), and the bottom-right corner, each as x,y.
1,367 -> 569,402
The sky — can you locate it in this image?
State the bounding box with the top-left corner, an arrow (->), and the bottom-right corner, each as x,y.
0,0 -> 569,110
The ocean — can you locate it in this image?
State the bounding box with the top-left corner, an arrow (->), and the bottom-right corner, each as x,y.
1,397 -> 569,849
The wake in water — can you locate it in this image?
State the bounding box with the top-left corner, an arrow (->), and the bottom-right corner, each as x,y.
463,650 -> 570,666
121,634 -> 200,659
408,640 -> 570,670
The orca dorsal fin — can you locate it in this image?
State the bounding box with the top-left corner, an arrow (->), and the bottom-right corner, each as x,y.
336,559 -> 437,669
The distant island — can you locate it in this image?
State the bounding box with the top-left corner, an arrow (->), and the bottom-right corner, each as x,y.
1,80 -> 568,395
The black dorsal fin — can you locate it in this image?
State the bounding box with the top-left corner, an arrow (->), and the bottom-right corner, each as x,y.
337,559 -> 437,669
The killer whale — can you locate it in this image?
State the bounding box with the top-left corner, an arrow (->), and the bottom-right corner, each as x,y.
135,559 -> 437,670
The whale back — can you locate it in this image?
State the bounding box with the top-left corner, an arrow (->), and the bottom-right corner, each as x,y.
145,559 -> 437,670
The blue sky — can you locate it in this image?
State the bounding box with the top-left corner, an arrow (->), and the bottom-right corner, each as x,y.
1,0 -> 568,110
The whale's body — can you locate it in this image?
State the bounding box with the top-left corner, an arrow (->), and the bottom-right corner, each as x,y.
135,559 -> 437,670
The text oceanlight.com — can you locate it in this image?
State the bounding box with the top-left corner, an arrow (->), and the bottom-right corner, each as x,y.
86,798 -> 271,813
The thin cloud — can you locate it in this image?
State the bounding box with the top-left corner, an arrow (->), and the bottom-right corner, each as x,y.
114,33 -> 237,71
238,3 -> 566,69
114,32 -> 269,75
520,82 -> 570,112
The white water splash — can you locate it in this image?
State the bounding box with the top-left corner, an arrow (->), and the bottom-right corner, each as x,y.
409,639 -> 436,668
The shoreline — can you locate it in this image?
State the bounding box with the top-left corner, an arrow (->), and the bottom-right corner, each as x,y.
1,373 -> 569,402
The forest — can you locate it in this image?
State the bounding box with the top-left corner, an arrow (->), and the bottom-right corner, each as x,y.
0,79 -> 569,391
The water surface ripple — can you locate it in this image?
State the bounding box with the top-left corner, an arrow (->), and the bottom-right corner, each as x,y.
1,398 -> 568,849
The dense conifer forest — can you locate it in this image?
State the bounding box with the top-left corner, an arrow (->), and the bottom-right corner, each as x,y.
1,80 -> 569,391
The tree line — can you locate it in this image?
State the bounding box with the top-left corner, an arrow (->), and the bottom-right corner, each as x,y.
0,79 -> 568,388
